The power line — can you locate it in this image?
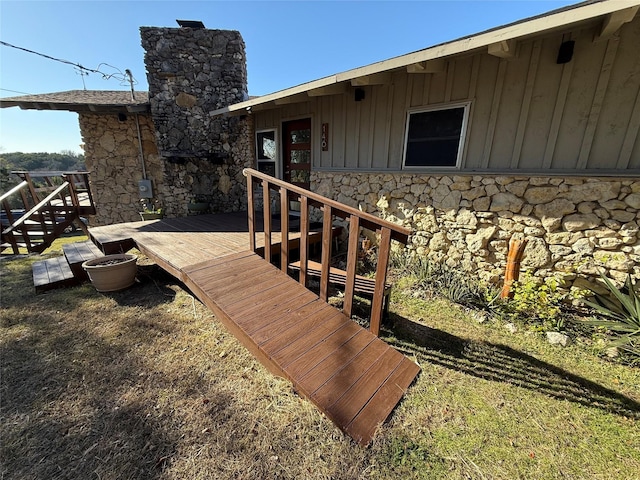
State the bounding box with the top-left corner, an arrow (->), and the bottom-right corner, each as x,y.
0,40 -> 138,88
0,40 -> 102,75
0,88 -> 32,95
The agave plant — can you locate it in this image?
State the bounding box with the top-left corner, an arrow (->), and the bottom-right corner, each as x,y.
581,273 -> 640,358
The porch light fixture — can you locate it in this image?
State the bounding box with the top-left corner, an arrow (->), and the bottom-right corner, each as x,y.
557,40 -> 575,64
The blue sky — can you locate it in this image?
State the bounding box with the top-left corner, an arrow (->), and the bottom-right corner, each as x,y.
0,0 -> 575,154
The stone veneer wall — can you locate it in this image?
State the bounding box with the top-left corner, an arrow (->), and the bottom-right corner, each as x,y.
312,172 -> 640,288
79,112 -> 163,225
140,27 -> 252,215
160,116 -> 254,214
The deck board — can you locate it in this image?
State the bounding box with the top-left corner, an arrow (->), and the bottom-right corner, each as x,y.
326,348 -> 404,426
188,253 -> 419,446
345,359 -> 421,444
87,213 -> 419,445
252,300 -> 339,344
32,256 -> 77,292
300,335 -> 384,397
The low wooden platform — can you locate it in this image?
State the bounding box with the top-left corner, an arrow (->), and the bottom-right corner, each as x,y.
90,212 -> 328,276
63,240 -> 104,279
87,212 -> 419,445
289,259 -> 392,318
33,256 -> 77,292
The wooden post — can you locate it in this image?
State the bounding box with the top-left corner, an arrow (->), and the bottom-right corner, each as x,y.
500,237 -> 528,299
262,180 -> 272,263
279,186 -> 290,272
298,196 -> 309,287
64,173 -> 80,208
319,205 -> 333,302
343,216 -> 360,318
370,227 -> 392,337
247,173 -> 256,252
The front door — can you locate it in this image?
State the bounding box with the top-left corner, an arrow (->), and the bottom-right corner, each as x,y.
283,118 -> 311,190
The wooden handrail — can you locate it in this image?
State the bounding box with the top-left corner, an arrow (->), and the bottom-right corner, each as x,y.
243,167 -> 410,336
0,181 -> 29,203
2,181 -> 70,233
11,170 -> 90,177
242,168 -> 410,243
1,171 -> 95,254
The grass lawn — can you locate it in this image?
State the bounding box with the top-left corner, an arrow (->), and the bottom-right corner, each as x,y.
1,237 -> 639,479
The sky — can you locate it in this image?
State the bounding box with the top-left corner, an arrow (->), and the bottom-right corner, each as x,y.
0,0 -> 576,154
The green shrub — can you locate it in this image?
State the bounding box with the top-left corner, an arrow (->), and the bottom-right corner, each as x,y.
390,252 -> 493,309
579,274 -> 640,360
490,272 -> 585,331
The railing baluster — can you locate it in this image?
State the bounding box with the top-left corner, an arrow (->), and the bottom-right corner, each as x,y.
370,227 -> 392,336
319,205 -> 333,302
81,173 -> 96,212
64,173 -> 80,208
299,196 -> 309,287
279,186 -> 290,272
343,215 -> 360,318
242,168 -> 411,336
262,179 -> 272,263
1,199 -> 18,254
22,173 -> 40,206
19,189 -> 30,211
247,173 -> 256,252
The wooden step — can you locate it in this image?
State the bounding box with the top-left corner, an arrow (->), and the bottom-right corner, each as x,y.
63,240 -> 104,279
32,256 -> 79,292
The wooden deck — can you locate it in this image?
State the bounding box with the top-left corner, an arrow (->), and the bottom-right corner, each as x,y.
88,212 -> 419,445
90,212 -> 324,276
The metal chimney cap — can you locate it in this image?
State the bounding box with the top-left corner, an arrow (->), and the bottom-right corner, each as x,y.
176,20 -> 205,29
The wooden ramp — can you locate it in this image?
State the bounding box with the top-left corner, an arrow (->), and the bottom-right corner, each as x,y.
86,172 -> 420,445
182,250 -> 419,445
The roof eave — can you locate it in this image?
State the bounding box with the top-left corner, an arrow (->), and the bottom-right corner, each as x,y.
211,0 -> 639,116
0,100 -> 150,114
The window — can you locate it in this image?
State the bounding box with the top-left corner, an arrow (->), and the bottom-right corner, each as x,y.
256,129 -> 278,177
403,103 -> 469,168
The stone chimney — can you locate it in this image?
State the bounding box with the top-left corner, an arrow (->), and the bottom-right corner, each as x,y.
140,26 -> 247,158
140,26 -> 252,214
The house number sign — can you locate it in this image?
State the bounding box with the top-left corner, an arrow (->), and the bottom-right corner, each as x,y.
321,123 -> 329,151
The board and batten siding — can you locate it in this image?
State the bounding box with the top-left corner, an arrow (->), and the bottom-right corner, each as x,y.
253,17 -> 640,174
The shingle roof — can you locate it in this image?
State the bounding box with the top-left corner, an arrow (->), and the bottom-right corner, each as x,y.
0,90 -> 150,113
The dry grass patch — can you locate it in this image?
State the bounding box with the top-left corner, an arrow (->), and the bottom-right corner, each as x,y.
1,242 -> 639,479
1,252 -> 371,479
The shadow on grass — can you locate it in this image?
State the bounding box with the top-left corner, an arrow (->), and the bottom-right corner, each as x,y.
0,259 -> 182,479
107,264 -> 178,307
383,313 -> 640,419
1,327 -> 178,479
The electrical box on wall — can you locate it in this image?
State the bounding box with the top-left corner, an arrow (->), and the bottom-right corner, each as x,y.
138,179 -> 153,198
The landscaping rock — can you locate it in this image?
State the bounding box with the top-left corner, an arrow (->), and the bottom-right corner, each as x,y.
546,331 -> 571,347
504,323 -> 518,334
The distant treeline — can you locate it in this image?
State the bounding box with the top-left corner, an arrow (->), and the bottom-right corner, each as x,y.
2,151 -> 86,173
0,151 -> 86,193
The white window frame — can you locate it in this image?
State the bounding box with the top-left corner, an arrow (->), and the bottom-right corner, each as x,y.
255,128 -> 279,178
402,101 -> 471,170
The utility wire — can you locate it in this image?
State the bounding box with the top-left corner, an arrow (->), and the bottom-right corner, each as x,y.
0,88 -> 32,95
1,40 -> 103,75
0,40 -> 138,87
